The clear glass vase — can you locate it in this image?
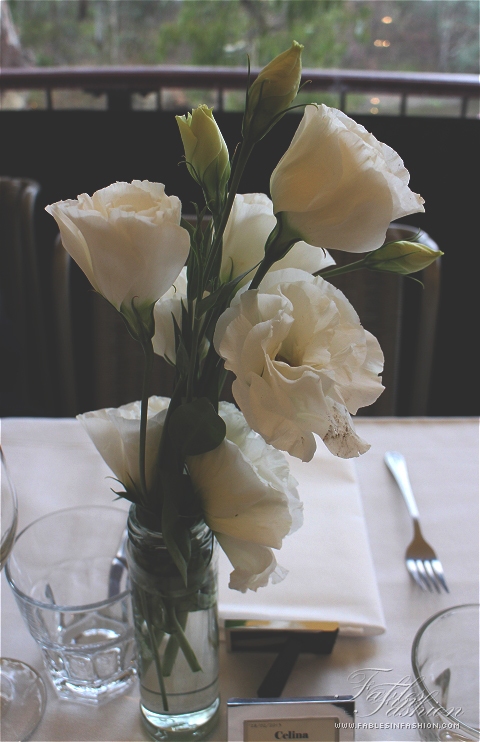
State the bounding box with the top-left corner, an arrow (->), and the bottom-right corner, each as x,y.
126,505 -> 220,741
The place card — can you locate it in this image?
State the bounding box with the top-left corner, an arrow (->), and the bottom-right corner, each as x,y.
227,697 -> 355,741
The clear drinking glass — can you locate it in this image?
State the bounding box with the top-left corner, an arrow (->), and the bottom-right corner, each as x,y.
411,604 -> 480,741
1,447 -> 47,742
5,505 -> 137,705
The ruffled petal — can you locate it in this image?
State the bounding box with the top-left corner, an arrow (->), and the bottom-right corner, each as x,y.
215,533 -> 287,593
215,270 -> 383,461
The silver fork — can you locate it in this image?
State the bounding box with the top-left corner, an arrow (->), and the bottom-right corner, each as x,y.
384,451 -> 449,593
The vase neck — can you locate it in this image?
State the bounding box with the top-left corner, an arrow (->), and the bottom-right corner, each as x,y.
127,504 -> 211,552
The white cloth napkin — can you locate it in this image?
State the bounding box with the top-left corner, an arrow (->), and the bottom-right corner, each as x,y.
0,417 -> 130,526
218,440 -> 386,636
1,418 -> 385,638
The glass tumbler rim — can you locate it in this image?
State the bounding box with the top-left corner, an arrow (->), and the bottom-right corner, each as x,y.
5,504 -> 130,613
411,603 -> 480,736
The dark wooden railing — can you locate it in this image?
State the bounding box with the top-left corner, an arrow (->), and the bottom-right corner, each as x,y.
1,65 -> 479,115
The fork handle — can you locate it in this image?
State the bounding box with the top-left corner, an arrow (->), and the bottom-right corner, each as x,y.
384,451 -> 420,520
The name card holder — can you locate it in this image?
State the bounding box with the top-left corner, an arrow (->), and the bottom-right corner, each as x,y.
227,696 -> 355,742
224,620 -> 339,698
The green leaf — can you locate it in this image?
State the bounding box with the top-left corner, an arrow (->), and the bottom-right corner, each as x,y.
180,300 -> 192,352
111,488 -> 138,505
196,264 -> 257,317
168,397 -> 226,457
172,313 -> 190,379
180,217 -> 195,238
186,249 -> 199,303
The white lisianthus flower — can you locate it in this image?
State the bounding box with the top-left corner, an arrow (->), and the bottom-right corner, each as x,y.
187,402 -> 303,592
270,105 -> 425,253
152,268 -> 187,363
46,180 -> 190,313
220,193 -> 335,288
78,396 -> 170,495
214,269 -> 384,462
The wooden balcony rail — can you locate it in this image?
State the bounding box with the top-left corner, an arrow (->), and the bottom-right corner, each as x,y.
1,65 -> 479,115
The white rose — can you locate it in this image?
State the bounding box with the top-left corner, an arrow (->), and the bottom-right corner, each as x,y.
78,396 -> 170,495
220,193 -> 335,288
270,104 -> 425,253
187,402 -> 302,593
214,269 -> 384,462
46,180 -> 190,312
152,268 -> 188,363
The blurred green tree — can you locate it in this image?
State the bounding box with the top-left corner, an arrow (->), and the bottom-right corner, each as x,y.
7,0 -> 479,74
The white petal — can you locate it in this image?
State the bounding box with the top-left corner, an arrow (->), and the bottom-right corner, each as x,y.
322,401 -> 370,458
77,410 -> 128,484
45,204 -> 99,293
258,268 -> 315,291
232,373 -> 319,462
215,533 -> 287,593
215,270 -> 384,462
275,241 -> 335,273
221,194 -> 276,286
78,396 -> 169,492
46,181 -> 190,309
270,104 -> 424,253
187,402 -> 302,592
188,440 -> 294,548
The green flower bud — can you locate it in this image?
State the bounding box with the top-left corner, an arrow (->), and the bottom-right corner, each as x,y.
176,105 -> 230,207
364,240 -> 443,275
243,41 -> 303,143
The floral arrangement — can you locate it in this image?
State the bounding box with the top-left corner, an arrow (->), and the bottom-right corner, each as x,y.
46,42 -> 440,734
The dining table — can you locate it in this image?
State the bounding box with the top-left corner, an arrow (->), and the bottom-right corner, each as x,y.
1,416 -> 478,742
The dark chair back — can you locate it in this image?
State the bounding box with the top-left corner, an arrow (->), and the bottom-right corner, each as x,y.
0,177 -> 54,416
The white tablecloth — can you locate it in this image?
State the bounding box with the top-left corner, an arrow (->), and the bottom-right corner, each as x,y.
1,417 -> 478,742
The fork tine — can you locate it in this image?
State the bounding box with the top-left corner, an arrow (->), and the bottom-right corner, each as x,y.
431,559 -> 450,593
406,558 -> 428,591
423,560 -> 442,593
415,559 -> 434,592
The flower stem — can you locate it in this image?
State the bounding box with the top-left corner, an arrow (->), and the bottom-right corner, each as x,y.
249,212 -> 298,290
186,313 -> 201,403
204,139 -> 254,286
166,602 -> 202,673
314,257 -> 368,279
139,587 -> 169,712
139,339 -> 155,503
162,609 -> 189,677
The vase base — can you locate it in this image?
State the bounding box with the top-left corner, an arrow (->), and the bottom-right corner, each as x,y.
141,696 -> 220,741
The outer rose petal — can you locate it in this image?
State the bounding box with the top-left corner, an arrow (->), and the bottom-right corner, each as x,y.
46,181 -> 190,310
270,105 -> 424,253
78,396 -> 170,493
